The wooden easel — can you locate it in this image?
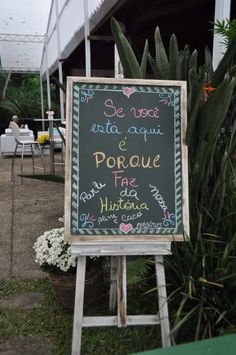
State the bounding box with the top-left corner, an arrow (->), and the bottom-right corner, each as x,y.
71,242 -> 172,355
65,76 -> 189,355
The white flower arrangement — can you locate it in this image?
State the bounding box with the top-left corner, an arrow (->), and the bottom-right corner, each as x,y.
33,227 -> 76,274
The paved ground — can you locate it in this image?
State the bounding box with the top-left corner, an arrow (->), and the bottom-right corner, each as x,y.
0,153 -> 64,279
0,153 -> 65,353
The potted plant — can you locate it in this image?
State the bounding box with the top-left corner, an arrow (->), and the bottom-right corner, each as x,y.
33,227 -> 104,309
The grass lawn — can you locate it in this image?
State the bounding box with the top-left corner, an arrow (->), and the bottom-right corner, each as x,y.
0,277 -> 161,354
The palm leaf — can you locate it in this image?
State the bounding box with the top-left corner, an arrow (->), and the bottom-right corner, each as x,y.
110,17 -> 142,78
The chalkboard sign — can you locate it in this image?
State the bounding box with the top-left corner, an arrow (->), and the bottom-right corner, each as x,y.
65,78 -> 189,243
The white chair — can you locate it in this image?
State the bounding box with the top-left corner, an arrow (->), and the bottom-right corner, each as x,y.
10,121 -> 45,183
0,128 -> 35,156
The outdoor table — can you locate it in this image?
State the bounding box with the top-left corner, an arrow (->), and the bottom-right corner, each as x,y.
34,118 -> 62,174
131,334 -> 236,355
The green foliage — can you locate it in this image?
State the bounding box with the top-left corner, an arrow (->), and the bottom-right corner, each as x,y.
0,99 -> 19,113
111,18 -> 236,342
166,233 -> 236,341
126,257 -> 150,285
212,19 -> 236,47
0,73 -> 59,123
110,17 -> 147,78
192,75 -> 236,198
211,36 -> 236,88
0,278 -> 161,354
0,73 -> 19,115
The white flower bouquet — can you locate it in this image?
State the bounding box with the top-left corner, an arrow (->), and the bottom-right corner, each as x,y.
33,227 -> 76,274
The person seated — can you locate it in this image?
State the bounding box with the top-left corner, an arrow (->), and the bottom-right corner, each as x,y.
9,115 -> 25,128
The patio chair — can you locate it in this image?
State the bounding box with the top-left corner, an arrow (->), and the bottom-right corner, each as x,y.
10,121 -> 45,183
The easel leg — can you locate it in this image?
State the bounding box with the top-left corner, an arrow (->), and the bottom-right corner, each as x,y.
155,255 -> 171,347
117,256 -> 127,327
109,256 -> 117,311
72,256 -> 86,355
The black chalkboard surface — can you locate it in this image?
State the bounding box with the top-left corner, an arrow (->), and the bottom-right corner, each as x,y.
65,78 -> 189,242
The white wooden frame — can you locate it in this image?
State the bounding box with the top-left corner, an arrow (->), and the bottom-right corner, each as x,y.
65,77 -> 189,245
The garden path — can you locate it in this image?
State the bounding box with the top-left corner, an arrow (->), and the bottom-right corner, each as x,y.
0,153 -> 64,279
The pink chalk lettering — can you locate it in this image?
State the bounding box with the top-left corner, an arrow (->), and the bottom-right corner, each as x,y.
104,99 -> 124,118
130,107 -> 159,118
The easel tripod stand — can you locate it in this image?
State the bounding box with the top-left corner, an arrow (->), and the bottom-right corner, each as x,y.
71,242 -> 172,355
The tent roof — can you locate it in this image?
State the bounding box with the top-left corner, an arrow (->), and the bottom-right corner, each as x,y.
0,0 -> 232,75
0,0 -> 52,73
0,0 -> 118,75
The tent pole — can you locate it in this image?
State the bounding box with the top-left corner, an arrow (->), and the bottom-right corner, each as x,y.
83,0 -> 91,77
39,72 -> 45,131
44,36 -> 52,110
55,0 -> 65,122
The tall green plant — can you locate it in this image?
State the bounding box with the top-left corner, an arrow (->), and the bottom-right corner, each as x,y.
111,17 -> 236,342
110,17 -> 148,79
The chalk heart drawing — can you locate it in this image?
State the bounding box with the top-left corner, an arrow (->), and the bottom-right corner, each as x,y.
119,223 -> 133,234
123,87 -> 135,98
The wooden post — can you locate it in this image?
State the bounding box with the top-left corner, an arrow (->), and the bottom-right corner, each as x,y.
117,256 -> 127,327
72,256 -> 86,355
109,256 -> 117,311
155,255 -> 171,347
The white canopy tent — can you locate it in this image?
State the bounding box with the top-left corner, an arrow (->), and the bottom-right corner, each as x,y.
0,0 -> 51,73
0,0 -> 120,122
0,0 -> 233,120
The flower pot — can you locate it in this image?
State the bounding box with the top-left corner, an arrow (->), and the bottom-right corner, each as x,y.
48,265 -> 104,310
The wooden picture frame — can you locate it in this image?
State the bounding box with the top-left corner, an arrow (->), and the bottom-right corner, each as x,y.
65,77 -> 189,245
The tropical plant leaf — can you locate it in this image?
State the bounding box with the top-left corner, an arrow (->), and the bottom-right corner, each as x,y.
110,17 -> 142,78
189,49 -> 198,72
180,45 -> 190,80
186,69 -> 206,147
168,34 -> 181,80
171,305 -> 199,334
212,36 -> 236,87
148,53 -> 163,78
198,75 -> 236,142
205,46 -> 213,79
154,26 -> 169,78
140,39 -> 149,79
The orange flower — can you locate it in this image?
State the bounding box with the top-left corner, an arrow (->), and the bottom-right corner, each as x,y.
202,82 -> 217,102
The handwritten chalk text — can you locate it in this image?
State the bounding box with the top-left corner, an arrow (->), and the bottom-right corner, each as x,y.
100,197 -> 149,213
93,152 -> 160,169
